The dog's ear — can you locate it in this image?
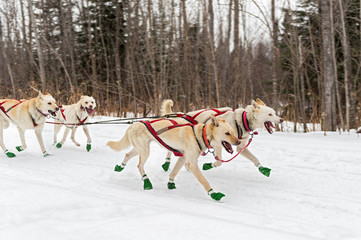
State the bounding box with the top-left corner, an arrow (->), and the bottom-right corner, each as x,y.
210,115 -> 219,127
256,98 -> 265,106
251,100 -> 260,109
38,91 -> 44,99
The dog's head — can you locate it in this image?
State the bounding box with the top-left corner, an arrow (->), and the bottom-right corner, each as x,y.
37,91 -> 59,117
246,98 -> 284,134
79,95 -> 96,115
209,116 -> 241,154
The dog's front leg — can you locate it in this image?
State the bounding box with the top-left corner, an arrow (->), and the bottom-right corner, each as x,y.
167,157 -> 186,189
186,155 -> 225,201
82,125 -> 92,152
56,127 -> 71,149
15,126 -> 27,152
70,127 -> 81,147
161,151 -> 172,172
35,128 -> 49,157
202,145 -> 223,170
241,148 -> 271,177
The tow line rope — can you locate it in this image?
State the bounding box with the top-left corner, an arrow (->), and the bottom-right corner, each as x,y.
45,113 -> 182,127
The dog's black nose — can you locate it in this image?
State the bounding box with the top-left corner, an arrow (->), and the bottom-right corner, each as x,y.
280,118 -> 284,123
55,107 -> 59,111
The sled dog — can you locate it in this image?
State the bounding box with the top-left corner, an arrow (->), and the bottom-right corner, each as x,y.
0,92 -> 59,157
54,96 -> 96,152
161,99 -> 284,177
107,116 -> 240,201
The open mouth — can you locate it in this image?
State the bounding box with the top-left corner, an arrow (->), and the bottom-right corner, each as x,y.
222,141 -> 233,154
48,110 -> 57,117
264,121 -> 275,134
86,107 -> 95,115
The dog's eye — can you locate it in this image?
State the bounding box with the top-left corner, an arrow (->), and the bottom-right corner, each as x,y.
85,102 -> 88,104
269,113 -> 272,116
225,132 -> 230,136
48,102 -> 51,105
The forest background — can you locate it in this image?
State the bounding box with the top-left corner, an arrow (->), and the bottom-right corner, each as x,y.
0,0 -> 360,132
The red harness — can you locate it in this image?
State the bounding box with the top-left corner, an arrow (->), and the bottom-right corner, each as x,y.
0,100 -> 23,119
141,119 -> 195,157
182,109 -> 229,124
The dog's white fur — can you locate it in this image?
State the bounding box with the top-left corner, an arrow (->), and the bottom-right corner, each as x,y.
107,116 -> 240,197
53,96 -> 96,148
0,92 -> 58,156
162,99 -> 283,171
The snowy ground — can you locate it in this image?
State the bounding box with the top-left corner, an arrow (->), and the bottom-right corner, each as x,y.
1,117 -> 361,240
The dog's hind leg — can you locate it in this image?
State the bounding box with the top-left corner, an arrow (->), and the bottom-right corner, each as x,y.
82,126 -> 92,152
0,122 -> 15,158
15,127 -> 27,152
167,157 -> 186,189
161,151 -> 172,171
133,141 -> 152,190
186,153 -> 225,201
114,148 -> 138,172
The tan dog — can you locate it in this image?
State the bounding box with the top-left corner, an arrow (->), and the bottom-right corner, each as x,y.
54,96 -> 96,152
0,92 -> 59,157
161,99 -> 284,177
107,116 -> 240,201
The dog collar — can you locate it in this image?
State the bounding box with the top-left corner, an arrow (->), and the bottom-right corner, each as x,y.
36,107 -> 49,117
242,111 -> 258,136
202,125 -> 212,150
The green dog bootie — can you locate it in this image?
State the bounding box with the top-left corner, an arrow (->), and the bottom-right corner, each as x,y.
162,158 -> 171,172
86,143 -> 91,152
167,179 -> 176,189
56,142 -> 63,149
203,163 -> 214,171
43,152 -> 51,157
208,189 -> 225,201
114,163 -> 126,172
5,150 -> 16,158
258,166 -> 271,177
142,175 -> 153,190
16,146 -> 24,152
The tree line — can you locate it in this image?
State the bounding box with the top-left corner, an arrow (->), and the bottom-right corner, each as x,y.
0,0 -> 360,132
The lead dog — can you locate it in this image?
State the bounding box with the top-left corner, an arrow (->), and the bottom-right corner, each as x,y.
161,99 -> 283,177
53,96 -> 96,152
107,116 -> 240,201
0,92 -> 59,157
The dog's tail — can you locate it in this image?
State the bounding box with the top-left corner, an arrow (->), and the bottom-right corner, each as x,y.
161,99 -> 174,116
107,129 -> 131,152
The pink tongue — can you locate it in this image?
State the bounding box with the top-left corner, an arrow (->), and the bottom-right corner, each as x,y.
88,109 -> 95,115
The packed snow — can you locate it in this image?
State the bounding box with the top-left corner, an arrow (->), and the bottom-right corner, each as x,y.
1,116 -> 361,240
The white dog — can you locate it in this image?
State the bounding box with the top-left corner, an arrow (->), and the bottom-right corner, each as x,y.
53,96 -> 96,152
107,116 -> 240,201
161,99 -> 283,177
0,92 -> 59,157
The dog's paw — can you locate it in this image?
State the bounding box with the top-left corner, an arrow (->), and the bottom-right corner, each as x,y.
258,166 -> 271,177
162,161 -> 170,171
210,192 -> 225,201
5,150 -> 16,158
114,165 -> 125,172
143,179 -> 153,190
167,182 -> 176,189
56,143 -> 63,149
202,163 -> 213,171
16,146 -> 24,152
43,152 -> 52,157
86,143 -> 91,152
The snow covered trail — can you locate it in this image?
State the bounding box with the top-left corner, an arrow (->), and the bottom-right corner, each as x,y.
1,117 -> 361,240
